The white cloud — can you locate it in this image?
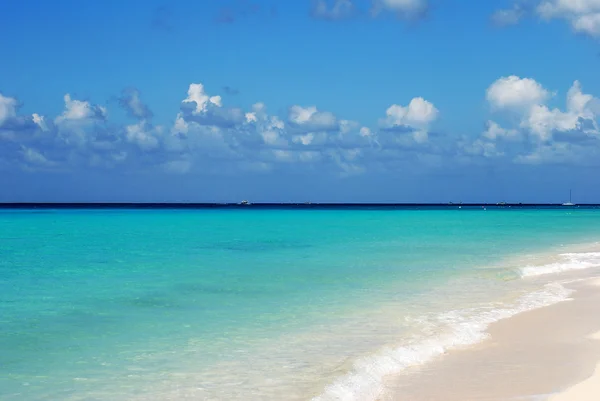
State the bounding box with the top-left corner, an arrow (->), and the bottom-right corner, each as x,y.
245,112 -> 258,123
179,83 -> 243,128
241,103 -> 287,146
171,112 -> 189,135
572,13 -> 600,36
0,93 -> 18,126
372,0 -> 428,19
520,81 -> 599,140
339,119 -> 360,135
537,0 -> 600,18
485,78 -> 599,139
182,83 -> 222,114
360,127 -> 373,137
51,95 -> 109,148
288,105 -> 338,131
381,97 -> 439,130
259,121 -> 285,145
482,120 -> 520,140
463,78 -> 600,163
55,94 -> 107,123
459,121 -> 520,159
536,0 -> 600,37
125,121 -> 160,151
567,80 -> 600,116
491,1 -> 600,37
378,97 -> 439,144
486,76 -> 550,111
32,113 -> 48,131
522,104 -> 579,140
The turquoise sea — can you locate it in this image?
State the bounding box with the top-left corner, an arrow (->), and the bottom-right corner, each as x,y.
2,206 -> 600,400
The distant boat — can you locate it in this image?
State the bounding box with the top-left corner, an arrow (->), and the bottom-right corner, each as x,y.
240,200 -> 250,205
562,190 -> 575,206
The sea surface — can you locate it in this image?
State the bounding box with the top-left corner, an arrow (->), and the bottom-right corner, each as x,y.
2,206 -> 600,400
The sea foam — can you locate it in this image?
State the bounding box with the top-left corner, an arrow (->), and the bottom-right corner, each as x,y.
312,282 -> 572,401
520,252 -> 600,277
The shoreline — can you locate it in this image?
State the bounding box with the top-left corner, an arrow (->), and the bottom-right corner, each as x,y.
313,243 -> 600,401
381,275 -> 600,401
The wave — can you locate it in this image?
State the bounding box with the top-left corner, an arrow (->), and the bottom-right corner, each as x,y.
312,283 -> 572,401
520,252 -> 600,277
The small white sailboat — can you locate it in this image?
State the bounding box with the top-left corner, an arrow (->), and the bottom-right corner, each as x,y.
562,190 -> 575,206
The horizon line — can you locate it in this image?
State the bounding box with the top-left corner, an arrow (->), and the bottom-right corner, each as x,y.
0,202 -> 596,208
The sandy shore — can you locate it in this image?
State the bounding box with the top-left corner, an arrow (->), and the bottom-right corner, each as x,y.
381,277 -> 600,401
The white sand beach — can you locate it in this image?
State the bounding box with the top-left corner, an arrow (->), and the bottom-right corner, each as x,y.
382,276 -> 600,401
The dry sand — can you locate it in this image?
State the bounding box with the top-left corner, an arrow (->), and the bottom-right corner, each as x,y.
381,277 -> 600,401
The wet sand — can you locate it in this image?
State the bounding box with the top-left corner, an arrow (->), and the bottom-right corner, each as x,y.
382,278 -> 600,401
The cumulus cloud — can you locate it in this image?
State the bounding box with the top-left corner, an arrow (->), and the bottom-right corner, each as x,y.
182,83 -> 222,113
486,75 -> 551,111
51,95 -> 109,148
521,81 -> 600,141
382,97 -> 439,127
288,105 -> 339,132
464,76 -> 600,164
55,94 -> 107,124
379,97 -> 439,143
179,83 -> 244,128
0,93 -> 50,143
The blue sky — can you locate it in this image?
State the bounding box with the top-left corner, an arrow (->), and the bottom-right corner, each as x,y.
1,0 -> 600,203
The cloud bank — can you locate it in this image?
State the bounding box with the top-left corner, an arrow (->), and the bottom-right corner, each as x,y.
0,84 -> 442,176
2,76 -> 600,177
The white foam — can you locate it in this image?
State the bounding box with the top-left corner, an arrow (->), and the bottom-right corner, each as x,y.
312,283 -> 572,401
520,252 -> 600,277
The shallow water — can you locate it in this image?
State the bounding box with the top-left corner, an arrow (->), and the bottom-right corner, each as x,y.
2,207 -> 600,400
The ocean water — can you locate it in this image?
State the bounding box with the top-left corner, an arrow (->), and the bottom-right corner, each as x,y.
2,207 -> 600,400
